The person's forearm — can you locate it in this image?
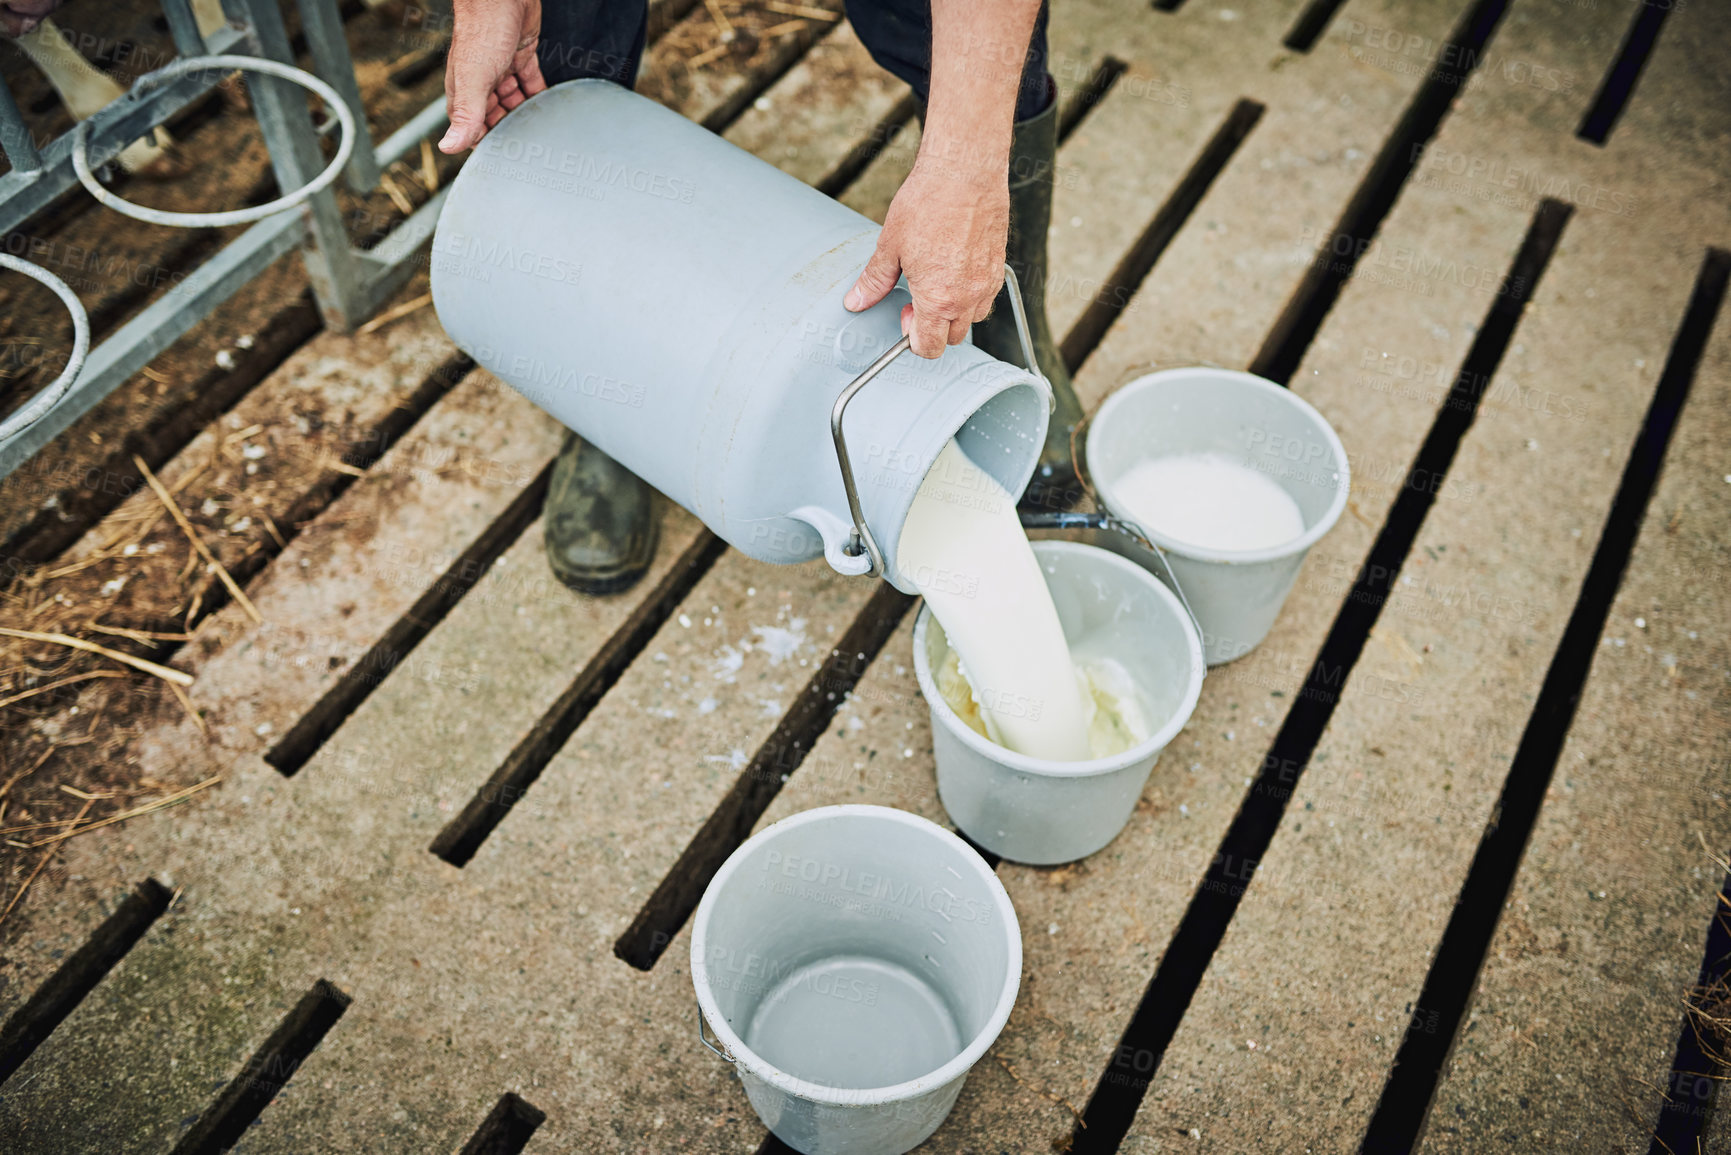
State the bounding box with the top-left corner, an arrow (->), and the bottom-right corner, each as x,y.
919,0 -> 1044,185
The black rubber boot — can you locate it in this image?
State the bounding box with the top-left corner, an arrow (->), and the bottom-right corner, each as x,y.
971,89 -> 1086,512
543,432 -> 659,596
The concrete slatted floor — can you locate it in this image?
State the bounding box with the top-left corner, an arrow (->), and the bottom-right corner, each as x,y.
1,0 -> 1728,1152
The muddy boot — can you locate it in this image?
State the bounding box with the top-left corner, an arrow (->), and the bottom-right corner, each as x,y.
543,432 -> 659,595
971,91 -> 1086,512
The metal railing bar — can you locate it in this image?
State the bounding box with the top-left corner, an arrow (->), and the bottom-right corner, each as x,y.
294,0 -> 380,191
0,75 -> 43,173
231,0 -> 368,329
0,24 -> 250,233
159,0 -> 209,57
373,96 -> 450,169
0,210 -> 305,478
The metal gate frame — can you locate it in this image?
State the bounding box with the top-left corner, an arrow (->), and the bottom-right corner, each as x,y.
0,0 -> 451,478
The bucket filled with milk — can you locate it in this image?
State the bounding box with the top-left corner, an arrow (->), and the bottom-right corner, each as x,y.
1085,368 -> 1350,665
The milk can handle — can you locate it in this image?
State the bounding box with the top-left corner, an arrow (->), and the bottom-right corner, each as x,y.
1018,510 -> 1204,636
829,264 -> 1048,578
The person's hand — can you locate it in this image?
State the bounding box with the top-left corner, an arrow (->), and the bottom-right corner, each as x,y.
438,0 -> 546,153
1,1 -> 64,39
845,155 -> 1009,359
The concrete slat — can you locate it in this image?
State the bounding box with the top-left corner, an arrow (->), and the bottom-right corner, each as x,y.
1124,212 -> 1703,1155
0,368 -> 571,1149
0,295 -> 461,1021
1121,0 -> 1731,1145
723,19 -> 912,189
1422,291 -> 1731,1149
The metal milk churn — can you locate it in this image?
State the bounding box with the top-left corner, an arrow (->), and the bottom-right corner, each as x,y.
430,80 -> 1052,592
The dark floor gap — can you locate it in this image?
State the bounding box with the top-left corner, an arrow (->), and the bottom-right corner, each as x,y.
1578,0 -> 1672,145
429,529 -> 730,866
267,394 -> 552,779
1056,56 -> 1128,145
756,1133 -> 799,1155
1067,198 -> 1572,1154
460,1091 -> 548,1155
1057,98 -> 1263,379
956,826 -> 1001,870
1283,0 -> 1352,53
815,91 -> 921,199
0,293 -> 323,576
700,13 -> 846,135
614,581 -> 914,970
1650,868 -> 1731,1154
169,978 -> 351,1155
1250,0 -> 1512,385
1359,246 -> 1731,1154
648,0 -> 705,43
0,878 -> 171,1084
1152,0 -> 1186,13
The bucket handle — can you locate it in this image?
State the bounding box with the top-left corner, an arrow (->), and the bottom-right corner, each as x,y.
697,1008 -> 736,1063
1018,509 -> 1205,638
830,264 -> 1048,579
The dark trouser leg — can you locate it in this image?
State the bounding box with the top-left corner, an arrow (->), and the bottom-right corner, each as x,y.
536,0 -> 649,87
843,0 -> 1053,120
535,1 -> 660,594
845,1 -> 1082,509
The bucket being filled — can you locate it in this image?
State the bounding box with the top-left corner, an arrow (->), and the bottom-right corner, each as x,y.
1084,368 -> 1350,665
913,541 -> 1205,865
690,805 -> 1020,1155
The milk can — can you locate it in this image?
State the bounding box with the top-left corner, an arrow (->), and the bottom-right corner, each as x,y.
431,79 -> 1052,590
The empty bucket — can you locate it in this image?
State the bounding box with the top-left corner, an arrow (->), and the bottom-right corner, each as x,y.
913,541 -> 1205,865
691,804 -> 1020,1155
1084,367 -> 1349,665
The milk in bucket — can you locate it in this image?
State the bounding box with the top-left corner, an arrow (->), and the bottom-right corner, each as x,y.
896,439 -> 1149,762
1111,451 -> 1306,552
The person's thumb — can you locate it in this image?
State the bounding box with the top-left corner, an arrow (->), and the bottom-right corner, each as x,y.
845,239 -> 901,312
439,77 -> 489,153
439,22 -> 505,153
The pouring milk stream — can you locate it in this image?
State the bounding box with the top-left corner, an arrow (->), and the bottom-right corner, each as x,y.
897,440 -> 1154,763
895,440 -> 1092,761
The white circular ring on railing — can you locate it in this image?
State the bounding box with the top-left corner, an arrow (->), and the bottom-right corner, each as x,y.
0,254 -> 92,447
72,54 -> 357,228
